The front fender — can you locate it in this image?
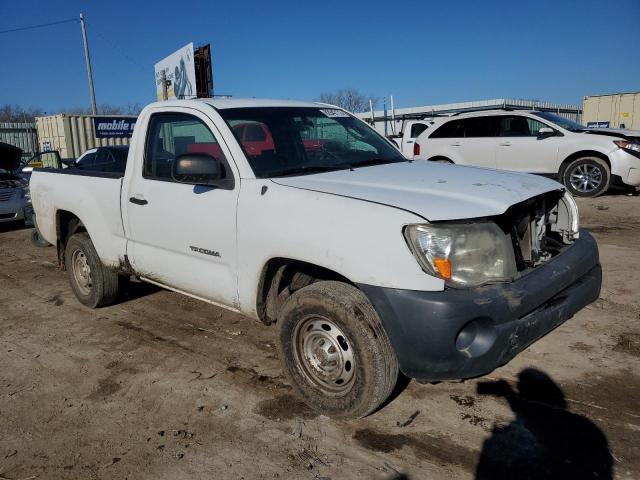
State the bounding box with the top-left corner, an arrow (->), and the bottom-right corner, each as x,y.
235,180 -> 444,317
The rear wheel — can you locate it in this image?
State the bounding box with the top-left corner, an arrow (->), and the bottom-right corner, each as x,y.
562,157 -> 610,197
65,232 -> 119,308
277,281 -> 398,419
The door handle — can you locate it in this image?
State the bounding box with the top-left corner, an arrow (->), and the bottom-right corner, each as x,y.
406,140 -> 414,144
499,142 -> 512,146
129,196 -> 148,205
450,142 -> 461,146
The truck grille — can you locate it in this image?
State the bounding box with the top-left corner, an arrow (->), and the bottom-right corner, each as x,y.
0,190 -> 16,202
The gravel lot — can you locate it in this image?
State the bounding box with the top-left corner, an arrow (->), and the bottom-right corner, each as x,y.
1,193 -> 639,480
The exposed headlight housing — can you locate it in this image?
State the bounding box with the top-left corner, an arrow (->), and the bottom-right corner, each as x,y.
614,139 -> 640,158
550,190 -> 579,243
404,222 -> 517,288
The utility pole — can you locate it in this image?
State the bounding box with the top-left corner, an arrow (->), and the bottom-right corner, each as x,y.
79,13 -> 97,115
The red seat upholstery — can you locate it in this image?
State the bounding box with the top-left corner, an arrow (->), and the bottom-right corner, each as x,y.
187,143 -> 223,160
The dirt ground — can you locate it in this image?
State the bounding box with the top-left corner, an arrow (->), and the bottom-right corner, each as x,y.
1,192 -> 639,480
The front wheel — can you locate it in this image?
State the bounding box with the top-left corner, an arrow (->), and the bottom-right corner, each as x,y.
277,281 -> 398,419
65,232 -> 120,308
562,157 -> 610,197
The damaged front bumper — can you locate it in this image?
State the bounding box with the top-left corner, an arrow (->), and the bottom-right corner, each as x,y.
358,229 -> 601,381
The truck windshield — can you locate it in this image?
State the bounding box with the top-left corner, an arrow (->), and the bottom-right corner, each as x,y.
217,107 -> 406,178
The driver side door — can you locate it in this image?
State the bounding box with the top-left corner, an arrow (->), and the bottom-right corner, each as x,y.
123,109 -> 240,307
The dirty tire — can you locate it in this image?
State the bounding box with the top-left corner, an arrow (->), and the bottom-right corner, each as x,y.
30,229 -> 51,247
65,232 -> 119,308
277,281 -> 398,419
562,157 -> 610,197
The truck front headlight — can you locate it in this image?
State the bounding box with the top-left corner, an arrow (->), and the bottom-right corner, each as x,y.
404,222 -> 517,288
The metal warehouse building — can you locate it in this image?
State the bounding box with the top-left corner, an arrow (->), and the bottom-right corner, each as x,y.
357,98 -> 582,136
36,114 -> 136,159
0,122 -> 38,161
583,92 -> 640,130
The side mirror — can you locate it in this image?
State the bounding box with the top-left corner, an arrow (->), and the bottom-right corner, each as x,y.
172,153 -> 221,185
537,127 -> 555,139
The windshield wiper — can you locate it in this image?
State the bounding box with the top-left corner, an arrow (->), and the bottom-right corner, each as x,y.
273,164 -> 347,177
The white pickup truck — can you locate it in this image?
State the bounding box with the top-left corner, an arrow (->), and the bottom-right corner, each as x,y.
31,98 -> 602,418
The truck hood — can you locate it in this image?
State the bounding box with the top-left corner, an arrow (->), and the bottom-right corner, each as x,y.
0,142 -> 23,171
272,161 -> 563,221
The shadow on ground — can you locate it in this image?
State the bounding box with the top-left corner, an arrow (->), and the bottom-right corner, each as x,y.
0,221 -> 28,233
475,368 -> 612,480
117,278 -> 162,303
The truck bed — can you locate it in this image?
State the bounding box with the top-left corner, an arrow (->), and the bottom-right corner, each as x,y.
29,168 -> 127,268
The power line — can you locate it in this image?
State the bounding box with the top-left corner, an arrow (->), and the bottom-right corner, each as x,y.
0,17 -> 77,35
87,19 -> 149,74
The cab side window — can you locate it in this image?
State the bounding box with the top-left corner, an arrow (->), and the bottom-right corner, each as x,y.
144,113 -> 228,181
410,123 -> 428,138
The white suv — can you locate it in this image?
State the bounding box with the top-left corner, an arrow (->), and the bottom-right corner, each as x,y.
414,109 -> 640,197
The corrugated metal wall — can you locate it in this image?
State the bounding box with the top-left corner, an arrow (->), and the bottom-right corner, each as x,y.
583,92 -> 640,130
0,122 -> 38,160
36,114 -> 135,159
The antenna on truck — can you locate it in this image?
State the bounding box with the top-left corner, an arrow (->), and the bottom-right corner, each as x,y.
383,98 -> 387,137
369,99 -> 375,125
390,95 -> 396,135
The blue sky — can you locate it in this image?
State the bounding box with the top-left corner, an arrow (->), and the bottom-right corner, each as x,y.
1,0 -> 639,112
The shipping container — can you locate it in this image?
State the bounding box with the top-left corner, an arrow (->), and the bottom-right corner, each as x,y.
583,92 -> 640,130
35,114 -> 137,159
0,122 -> 38,161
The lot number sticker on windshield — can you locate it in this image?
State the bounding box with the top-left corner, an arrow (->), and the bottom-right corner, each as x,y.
320,109 -> 350,118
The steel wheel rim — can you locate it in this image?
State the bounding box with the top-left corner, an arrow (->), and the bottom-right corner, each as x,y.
569,163 -> 602,193
293,315 -> 356,395
71,249 -> 92,296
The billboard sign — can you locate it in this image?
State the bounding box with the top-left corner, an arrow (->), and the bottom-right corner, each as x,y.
154,43 -> 197,101
93,117 -> 137,138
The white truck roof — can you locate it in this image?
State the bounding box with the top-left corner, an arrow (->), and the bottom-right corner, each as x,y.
149,98 -> 326,110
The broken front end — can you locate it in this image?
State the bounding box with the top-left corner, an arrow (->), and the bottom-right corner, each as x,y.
360,189 -> 601,381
